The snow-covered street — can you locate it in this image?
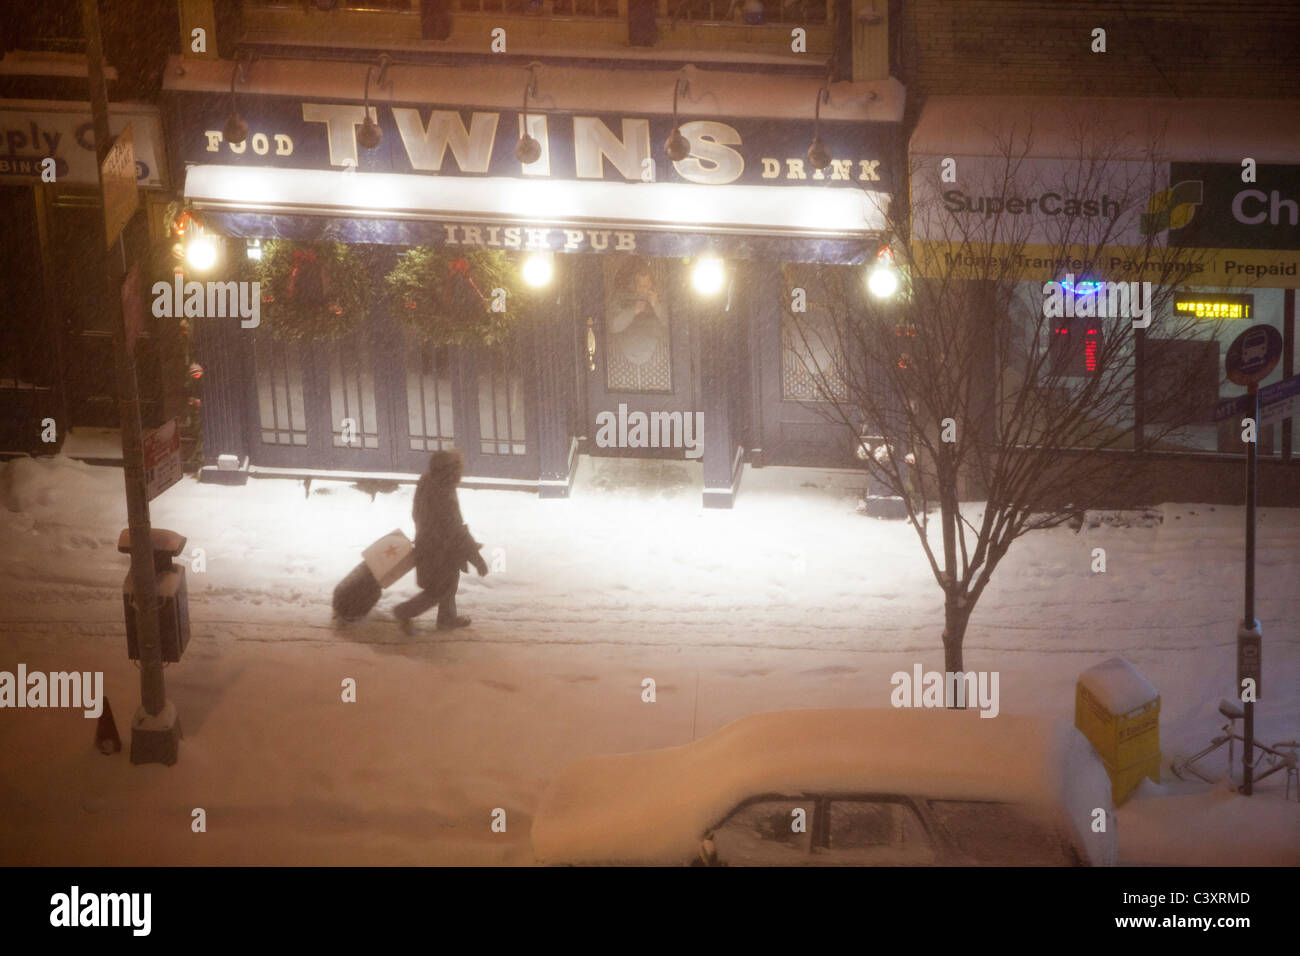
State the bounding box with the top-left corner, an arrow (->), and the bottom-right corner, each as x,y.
1,453 -> 1297,865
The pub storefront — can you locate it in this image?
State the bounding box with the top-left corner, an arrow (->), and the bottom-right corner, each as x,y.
161,56 -> 903,506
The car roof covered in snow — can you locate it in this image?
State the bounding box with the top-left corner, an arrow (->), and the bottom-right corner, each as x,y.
531,708 -> 1112,865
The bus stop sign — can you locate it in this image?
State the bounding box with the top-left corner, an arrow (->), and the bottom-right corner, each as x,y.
1225,324 -> 1282,387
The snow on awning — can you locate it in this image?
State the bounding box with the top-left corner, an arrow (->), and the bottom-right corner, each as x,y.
183,164 -> 889,264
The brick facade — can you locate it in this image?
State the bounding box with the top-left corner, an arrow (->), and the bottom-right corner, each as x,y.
897,0 -> 1300,101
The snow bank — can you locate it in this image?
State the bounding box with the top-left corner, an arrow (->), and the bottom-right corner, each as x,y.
1119,779 -> 1300,866
1,454 -> 107,513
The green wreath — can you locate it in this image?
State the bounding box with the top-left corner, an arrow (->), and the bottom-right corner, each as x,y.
385,247 -> 522,348
257,240 -> 373,343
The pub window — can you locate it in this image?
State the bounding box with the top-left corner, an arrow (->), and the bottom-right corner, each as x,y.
254,334 -> 309,447
602,256 -> 673,393
404,330 -> 456,452
328,331 -> 380,449
478,339 -> 527,455
780,263 -> 848,403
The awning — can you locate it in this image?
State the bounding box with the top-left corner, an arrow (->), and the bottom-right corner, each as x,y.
183,164 -> 889,264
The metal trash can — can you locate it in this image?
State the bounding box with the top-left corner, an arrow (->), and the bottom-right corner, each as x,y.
119,528 -> 191,663
1075,657 -> 1161,804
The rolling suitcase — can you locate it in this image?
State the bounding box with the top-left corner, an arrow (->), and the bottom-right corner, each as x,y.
332,561 -> 383,620
332,529 -> 416,620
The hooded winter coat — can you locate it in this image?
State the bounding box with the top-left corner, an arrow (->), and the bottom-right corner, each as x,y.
412,466 -> 481,593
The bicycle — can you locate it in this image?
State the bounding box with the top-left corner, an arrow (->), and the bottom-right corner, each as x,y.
1170,698 -> 1299,800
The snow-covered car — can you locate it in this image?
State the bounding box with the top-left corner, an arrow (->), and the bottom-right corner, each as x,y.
530,708 -> 1117,866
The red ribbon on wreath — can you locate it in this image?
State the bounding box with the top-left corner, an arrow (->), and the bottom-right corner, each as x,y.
448,256 -> 488,306
287,248 -> 333,303
287,249 -> 315,299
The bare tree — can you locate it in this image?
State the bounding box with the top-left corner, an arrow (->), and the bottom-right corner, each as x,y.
784,110 -> 1226,674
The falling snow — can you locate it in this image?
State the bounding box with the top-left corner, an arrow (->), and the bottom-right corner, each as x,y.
0,453 -> 1296,865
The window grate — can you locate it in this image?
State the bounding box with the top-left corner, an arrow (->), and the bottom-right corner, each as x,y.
406,335 -> 456,451
256,336 -> 308,446
478,341 -> 527,455
328,333 -> 380,449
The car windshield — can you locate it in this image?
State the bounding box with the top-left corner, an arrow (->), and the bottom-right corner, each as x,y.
926,800 -> 1079,865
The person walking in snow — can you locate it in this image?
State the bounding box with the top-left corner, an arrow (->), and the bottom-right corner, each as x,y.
394,449 -> 488,632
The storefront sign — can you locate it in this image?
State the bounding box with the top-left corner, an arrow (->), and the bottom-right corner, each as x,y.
1169,163 -> 1299,252
101,125 -> 138,249
142,418 -> 183,501
207,209 -> 875,265
0,102 -> 166,187
910,154 -> 1300,287
167,91 -> 895,193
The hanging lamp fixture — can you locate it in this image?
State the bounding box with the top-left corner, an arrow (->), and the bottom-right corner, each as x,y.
664,70 -> 692,163
357,53 -> 391,151
515,61 -> 544,164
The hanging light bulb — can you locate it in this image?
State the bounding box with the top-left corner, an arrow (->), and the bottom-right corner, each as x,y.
691,256 -> 726,296
807,133 -> 831,171
664,73 -> 692,163
182,213 -> 218,272
357,109 -> 381,150
186,234 -> 218,272
223,111 -> 248,146
515,62 -> 544,164
516,133 -> 541,164
866,245 -> 898,299
521,251 -> 554,288
868,264 -> 899,298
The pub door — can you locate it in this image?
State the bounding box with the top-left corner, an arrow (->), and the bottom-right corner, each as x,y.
580,255 -> 698,459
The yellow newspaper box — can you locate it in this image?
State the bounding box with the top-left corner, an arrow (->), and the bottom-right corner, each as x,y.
1075,657 -> 1160,804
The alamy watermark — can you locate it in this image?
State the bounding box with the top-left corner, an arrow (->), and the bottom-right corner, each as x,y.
0,664 -> 103,718
152,276 -> 260,328
1043,274 -> 1153,328
594,403 -> 703,459
50,886 -> 151,936
890,664 -> 1000,718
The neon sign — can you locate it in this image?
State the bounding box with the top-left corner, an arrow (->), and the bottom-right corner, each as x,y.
1173,293 -> 1254,320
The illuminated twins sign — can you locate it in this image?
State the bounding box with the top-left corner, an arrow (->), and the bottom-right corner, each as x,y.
174,93 -> 893,190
